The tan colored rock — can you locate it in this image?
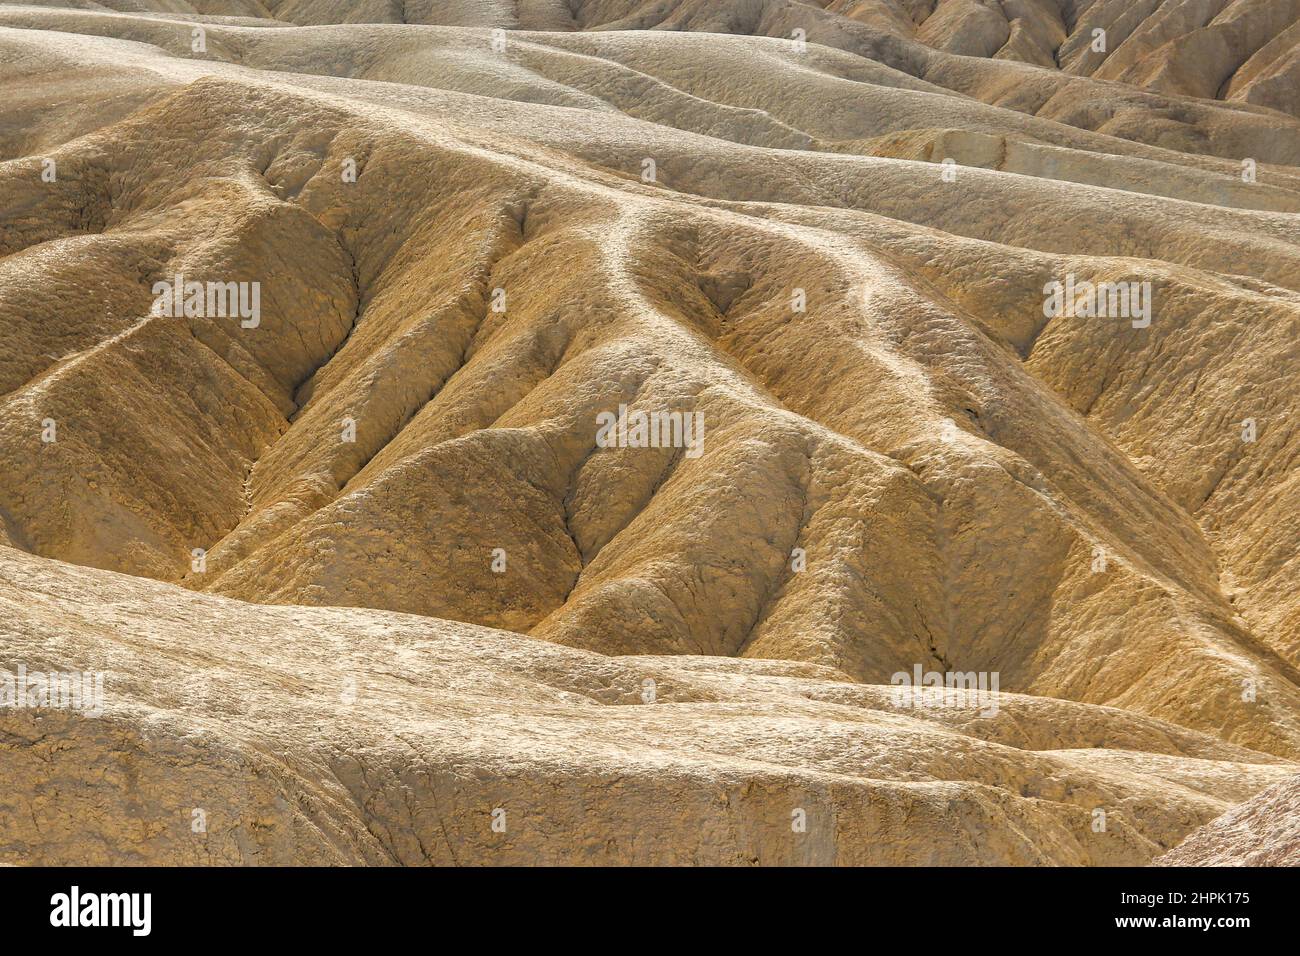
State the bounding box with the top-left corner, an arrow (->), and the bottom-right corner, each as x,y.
1156,773 -> 1300,865
1,546 -> 1295,865
0,3 -> 1296,865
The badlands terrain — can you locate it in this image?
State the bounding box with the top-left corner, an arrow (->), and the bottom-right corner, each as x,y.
0,0 -> 1297,864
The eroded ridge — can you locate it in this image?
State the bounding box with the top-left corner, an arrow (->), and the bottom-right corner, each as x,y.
0,3 -> 1297,865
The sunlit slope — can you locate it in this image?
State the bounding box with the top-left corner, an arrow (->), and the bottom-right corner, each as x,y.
1,546 -> 1294,865
0,20 -> 1296,761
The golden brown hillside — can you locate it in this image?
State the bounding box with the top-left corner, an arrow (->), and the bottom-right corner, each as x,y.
0,1 -> 1296,866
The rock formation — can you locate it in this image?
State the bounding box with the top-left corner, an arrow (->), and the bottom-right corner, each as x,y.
0,0 -> 1296,865
1157,773 -> 1300,865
